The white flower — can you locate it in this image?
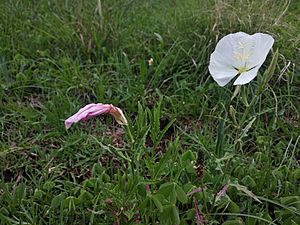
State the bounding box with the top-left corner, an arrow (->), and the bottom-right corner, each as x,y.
208,32 -> 274,86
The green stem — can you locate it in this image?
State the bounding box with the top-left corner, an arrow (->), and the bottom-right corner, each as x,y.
240,94 -> 259,126
201,181 -> 209,217
125,125 -> 134,145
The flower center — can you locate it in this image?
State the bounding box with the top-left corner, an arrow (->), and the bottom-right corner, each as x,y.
233,41 -> 253,62
237,66 -> 248,74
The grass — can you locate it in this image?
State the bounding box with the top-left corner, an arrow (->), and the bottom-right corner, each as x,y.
0,0 -> 299,224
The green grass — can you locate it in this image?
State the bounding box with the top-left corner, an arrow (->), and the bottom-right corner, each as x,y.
0,0 -> 299,224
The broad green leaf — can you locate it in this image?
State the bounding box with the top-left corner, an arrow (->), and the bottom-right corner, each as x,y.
182,150 -> 196,162
241,175 -> 256,189
171,205 -> 180,224
157,182 -> 174,197
228,201 -> 240,213
137,183 -> 147,197
51,193 -> 65,209
140,197 -> 150,210
78,190 -> 93,202
152,195 -> 163,213
83,178 -> 97,188
175,185 -> 187,204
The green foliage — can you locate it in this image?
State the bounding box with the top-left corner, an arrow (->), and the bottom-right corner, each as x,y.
0,0 -> 299,224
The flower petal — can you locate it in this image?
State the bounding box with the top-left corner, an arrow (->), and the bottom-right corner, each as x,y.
233,66 -> 260,85
247,33 -> 274,68
209,32 -> 274,86
212,74 -> 238,87
214,32 -> 250,68
209,51 -> 238,86
108,105 -> 128,125
209,32 -> 251,86
65,103 -> 127,129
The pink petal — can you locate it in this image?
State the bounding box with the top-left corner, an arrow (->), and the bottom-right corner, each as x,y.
194,197 -> 205,225
217,184 -> 229,197
187,188 -> 202,196
65,103 -> 127,129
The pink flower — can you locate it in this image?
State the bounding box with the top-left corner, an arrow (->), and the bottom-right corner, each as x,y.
65,103 -> 128,129
217,184 -> 229,198
187,188 -> 202,196
194,197 -> 205,225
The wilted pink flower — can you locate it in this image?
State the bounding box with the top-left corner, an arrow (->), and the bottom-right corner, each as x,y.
194,197 -> 205,225
217,184 -> 229,197
187,188 -> 202,196
65,103 -> 128,129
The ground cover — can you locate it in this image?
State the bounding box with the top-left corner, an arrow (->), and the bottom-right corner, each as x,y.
0,0 -> 299,224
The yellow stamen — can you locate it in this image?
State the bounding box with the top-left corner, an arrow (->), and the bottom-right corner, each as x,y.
237,67 -> 248,74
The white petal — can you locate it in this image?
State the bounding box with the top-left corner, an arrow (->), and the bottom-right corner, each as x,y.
213,75 -> 237,87
247,33 -> 274,68
209,67 -> 237,87
208,32 -> 273,87
233,66 -> 260,85
214,32 -> 250,68
209,51 -> 238,86
209,51 -> 238,75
